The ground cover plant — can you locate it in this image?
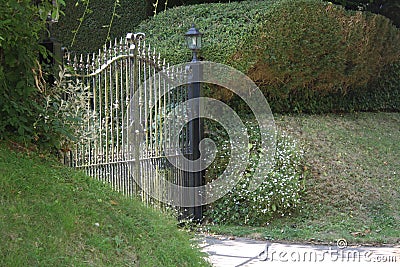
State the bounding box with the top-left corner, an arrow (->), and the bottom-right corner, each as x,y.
204,120 -> 307,226
0,143 -> 210,266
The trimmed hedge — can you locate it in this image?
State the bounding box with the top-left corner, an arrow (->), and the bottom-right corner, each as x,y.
135,0 -> 400,113
53,0 -> 148,53
236,0 -> 400,112
53,0 -> 400,113
136,0 -> 272,65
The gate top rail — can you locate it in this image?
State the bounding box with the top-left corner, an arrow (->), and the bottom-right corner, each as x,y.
63,32 -> 164,77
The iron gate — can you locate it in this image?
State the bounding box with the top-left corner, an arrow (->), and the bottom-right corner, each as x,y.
62,33 -> 203,218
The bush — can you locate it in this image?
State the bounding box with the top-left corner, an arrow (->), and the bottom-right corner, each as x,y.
135,0 -> 274,105
204,120 -> 306,226
136,0 -> 272,65
236,0 -> 400,113
0,0 -> 98,152
0,0 -> 64,147
136,0 -> 400,113
53,0 -> 148,53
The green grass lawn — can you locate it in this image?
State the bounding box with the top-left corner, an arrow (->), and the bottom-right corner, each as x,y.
1,111 -> 398,263
207,112 -> 400,246
0,143 -> 210,266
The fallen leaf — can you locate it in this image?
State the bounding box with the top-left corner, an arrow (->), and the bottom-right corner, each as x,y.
351,232 -> 364,237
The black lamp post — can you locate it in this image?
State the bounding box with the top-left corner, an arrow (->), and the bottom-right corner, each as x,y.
185,24 -> 203,62
184,24 -> 203,222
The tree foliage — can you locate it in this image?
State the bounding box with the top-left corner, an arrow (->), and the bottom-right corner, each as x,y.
0,0 -> 67,148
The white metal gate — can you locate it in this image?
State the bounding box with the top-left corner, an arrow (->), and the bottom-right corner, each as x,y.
63,33 -> 200,212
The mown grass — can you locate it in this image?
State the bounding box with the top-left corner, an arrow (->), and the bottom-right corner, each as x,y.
0,143 -> 210,266
207,112 -> 400,246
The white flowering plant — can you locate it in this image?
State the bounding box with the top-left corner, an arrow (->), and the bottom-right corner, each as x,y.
204,120 -> 306,226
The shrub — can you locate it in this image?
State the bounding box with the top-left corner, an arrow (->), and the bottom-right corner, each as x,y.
135,0 -> 272,65
235,0 -> 400,112
204,120 -> 306,226
136,0 -> 400,113
52,0 -> 148,53
0,0 -> 66,147
358,60 -> 400,111
0,0 -> 97,152
35,68 -> 98,153
135,0 -> 273,105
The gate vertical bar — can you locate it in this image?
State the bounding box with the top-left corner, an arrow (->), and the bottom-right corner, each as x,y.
127,33 -> 141,199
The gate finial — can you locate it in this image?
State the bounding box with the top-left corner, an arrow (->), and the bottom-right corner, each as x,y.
126,33 -> 133,43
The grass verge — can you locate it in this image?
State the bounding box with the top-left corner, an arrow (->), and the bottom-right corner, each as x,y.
207,112 -> 400,246
0,143 -> 210,266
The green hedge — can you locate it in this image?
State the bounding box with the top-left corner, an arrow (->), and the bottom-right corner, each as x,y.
136,0 -> 273,64
136,0 -> 400,113
236,0 -> 400,113
53,0 -> 148,53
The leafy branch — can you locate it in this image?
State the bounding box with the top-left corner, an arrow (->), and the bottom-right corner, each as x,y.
104,0 -> 120,44
70,0 -> 91,48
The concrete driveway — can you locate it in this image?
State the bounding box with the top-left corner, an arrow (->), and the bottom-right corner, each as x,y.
198,235 -> 400,266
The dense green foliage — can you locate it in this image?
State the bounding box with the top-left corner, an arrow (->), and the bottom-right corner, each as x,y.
53,0 -> 251,52
136,0 -> 271,65
137,0 -> 400,113
53,0 -> 148,53
281,61 -> 400,113
0,0 -> 43,139
0,0 -> 67,147
238,0 -> 400,113
0,144 -> 209,266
